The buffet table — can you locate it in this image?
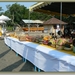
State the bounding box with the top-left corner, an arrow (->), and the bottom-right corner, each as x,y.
4,37 -> 75,72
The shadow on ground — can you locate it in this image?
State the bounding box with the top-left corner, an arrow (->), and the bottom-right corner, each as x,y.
0,40 -> 44,72
0,49 -> 10,58
0,59 -> 34,72
20,60 -> 34,72
0,59 -> 23,71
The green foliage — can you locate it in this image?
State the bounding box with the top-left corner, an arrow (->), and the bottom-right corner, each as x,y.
0,7 -> 3,15
3,3 -> 52,27
30,11 -> 52,21
0,7 -> 3,11
2,2 -> 75,27
9,3 -> 28,24
6,26 -> 13,31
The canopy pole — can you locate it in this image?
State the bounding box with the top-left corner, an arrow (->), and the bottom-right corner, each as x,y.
59,2 -> 62,36
60,2 -> 62,21
28,10 -> 30,34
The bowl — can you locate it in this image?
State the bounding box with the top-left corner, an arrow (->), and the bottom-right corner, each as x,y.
64,47 -> 72,50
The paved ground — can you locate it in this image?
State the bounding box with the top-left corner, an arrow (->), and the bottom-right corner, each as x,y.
0,39 -> 36,72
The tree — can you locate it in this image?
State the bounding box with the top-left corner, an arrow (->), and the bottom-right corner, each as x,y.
0,7 -> 3,15
30,11 -> 52,21
4,2 -> 70,27
9,3 -> 29,24
0,7 -> 3,11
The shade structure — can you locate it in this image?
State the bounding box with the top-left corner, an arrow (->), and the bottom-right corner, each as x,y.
33,20 -> 43,23
0,15 -> 11,21
43,17 -> 68,38
43,17 -> 68,25
29,2 -> 51,12
22,19 -> 43,24
22,19 -> 34,23
29,2 -> 75,16
0,20 -> 6,24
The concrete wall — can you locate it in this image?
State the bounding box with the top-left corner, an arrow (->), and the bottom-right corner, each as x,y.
44,24 -> 64,36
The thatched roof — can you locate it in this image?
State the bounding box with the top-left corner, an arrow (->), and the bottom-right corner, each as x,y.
43,17 -> 68,25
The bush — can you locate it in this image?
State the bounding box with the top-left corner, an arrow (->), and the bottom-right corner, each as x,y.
6,26 -> 13,31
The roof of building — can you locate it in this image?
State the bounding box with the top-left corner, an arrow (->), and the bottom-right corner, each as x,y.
22,19 -> 43,24
43,17 -> 68,25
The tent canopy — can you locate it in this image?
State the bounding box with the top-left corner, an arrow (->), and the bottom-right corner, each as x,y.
29,2 -> 75,16
43,17 -> 68,25
0,15 -> 11,21
0,20 -> 6,24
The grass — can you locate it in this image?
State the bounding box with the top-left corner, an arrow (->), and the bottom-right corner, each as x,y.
6,26 -> 13,32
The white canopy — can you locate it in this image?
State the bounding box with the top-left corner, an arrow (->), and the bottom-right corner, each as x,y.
0,15 -> 11,21
0,20 -> 6,24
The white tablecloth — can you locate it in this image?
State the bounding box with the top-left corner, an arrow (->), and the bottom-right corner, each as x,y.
4,37 -> 75,72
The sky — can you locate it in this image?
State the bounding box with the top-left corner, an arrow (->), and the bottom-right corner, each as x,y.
0,2 -> 37,12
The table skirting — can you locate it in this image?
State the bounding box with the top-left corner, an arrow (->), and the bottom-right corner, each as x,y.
4,37 -> 75,72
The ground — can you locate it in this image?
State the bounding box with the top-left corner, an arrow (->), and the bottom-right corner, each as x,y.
0,39 -> 35,72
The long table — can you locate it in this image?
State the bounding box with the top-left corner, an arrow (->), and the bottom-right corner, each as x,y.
4,37 -> 75,72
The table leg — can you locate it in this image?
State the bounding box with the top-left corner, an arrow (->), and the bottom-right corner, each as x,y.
16,53 -> 18,56
34,66 -> 37,72
38,68 -> 40,72
23,58 -> 26,63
